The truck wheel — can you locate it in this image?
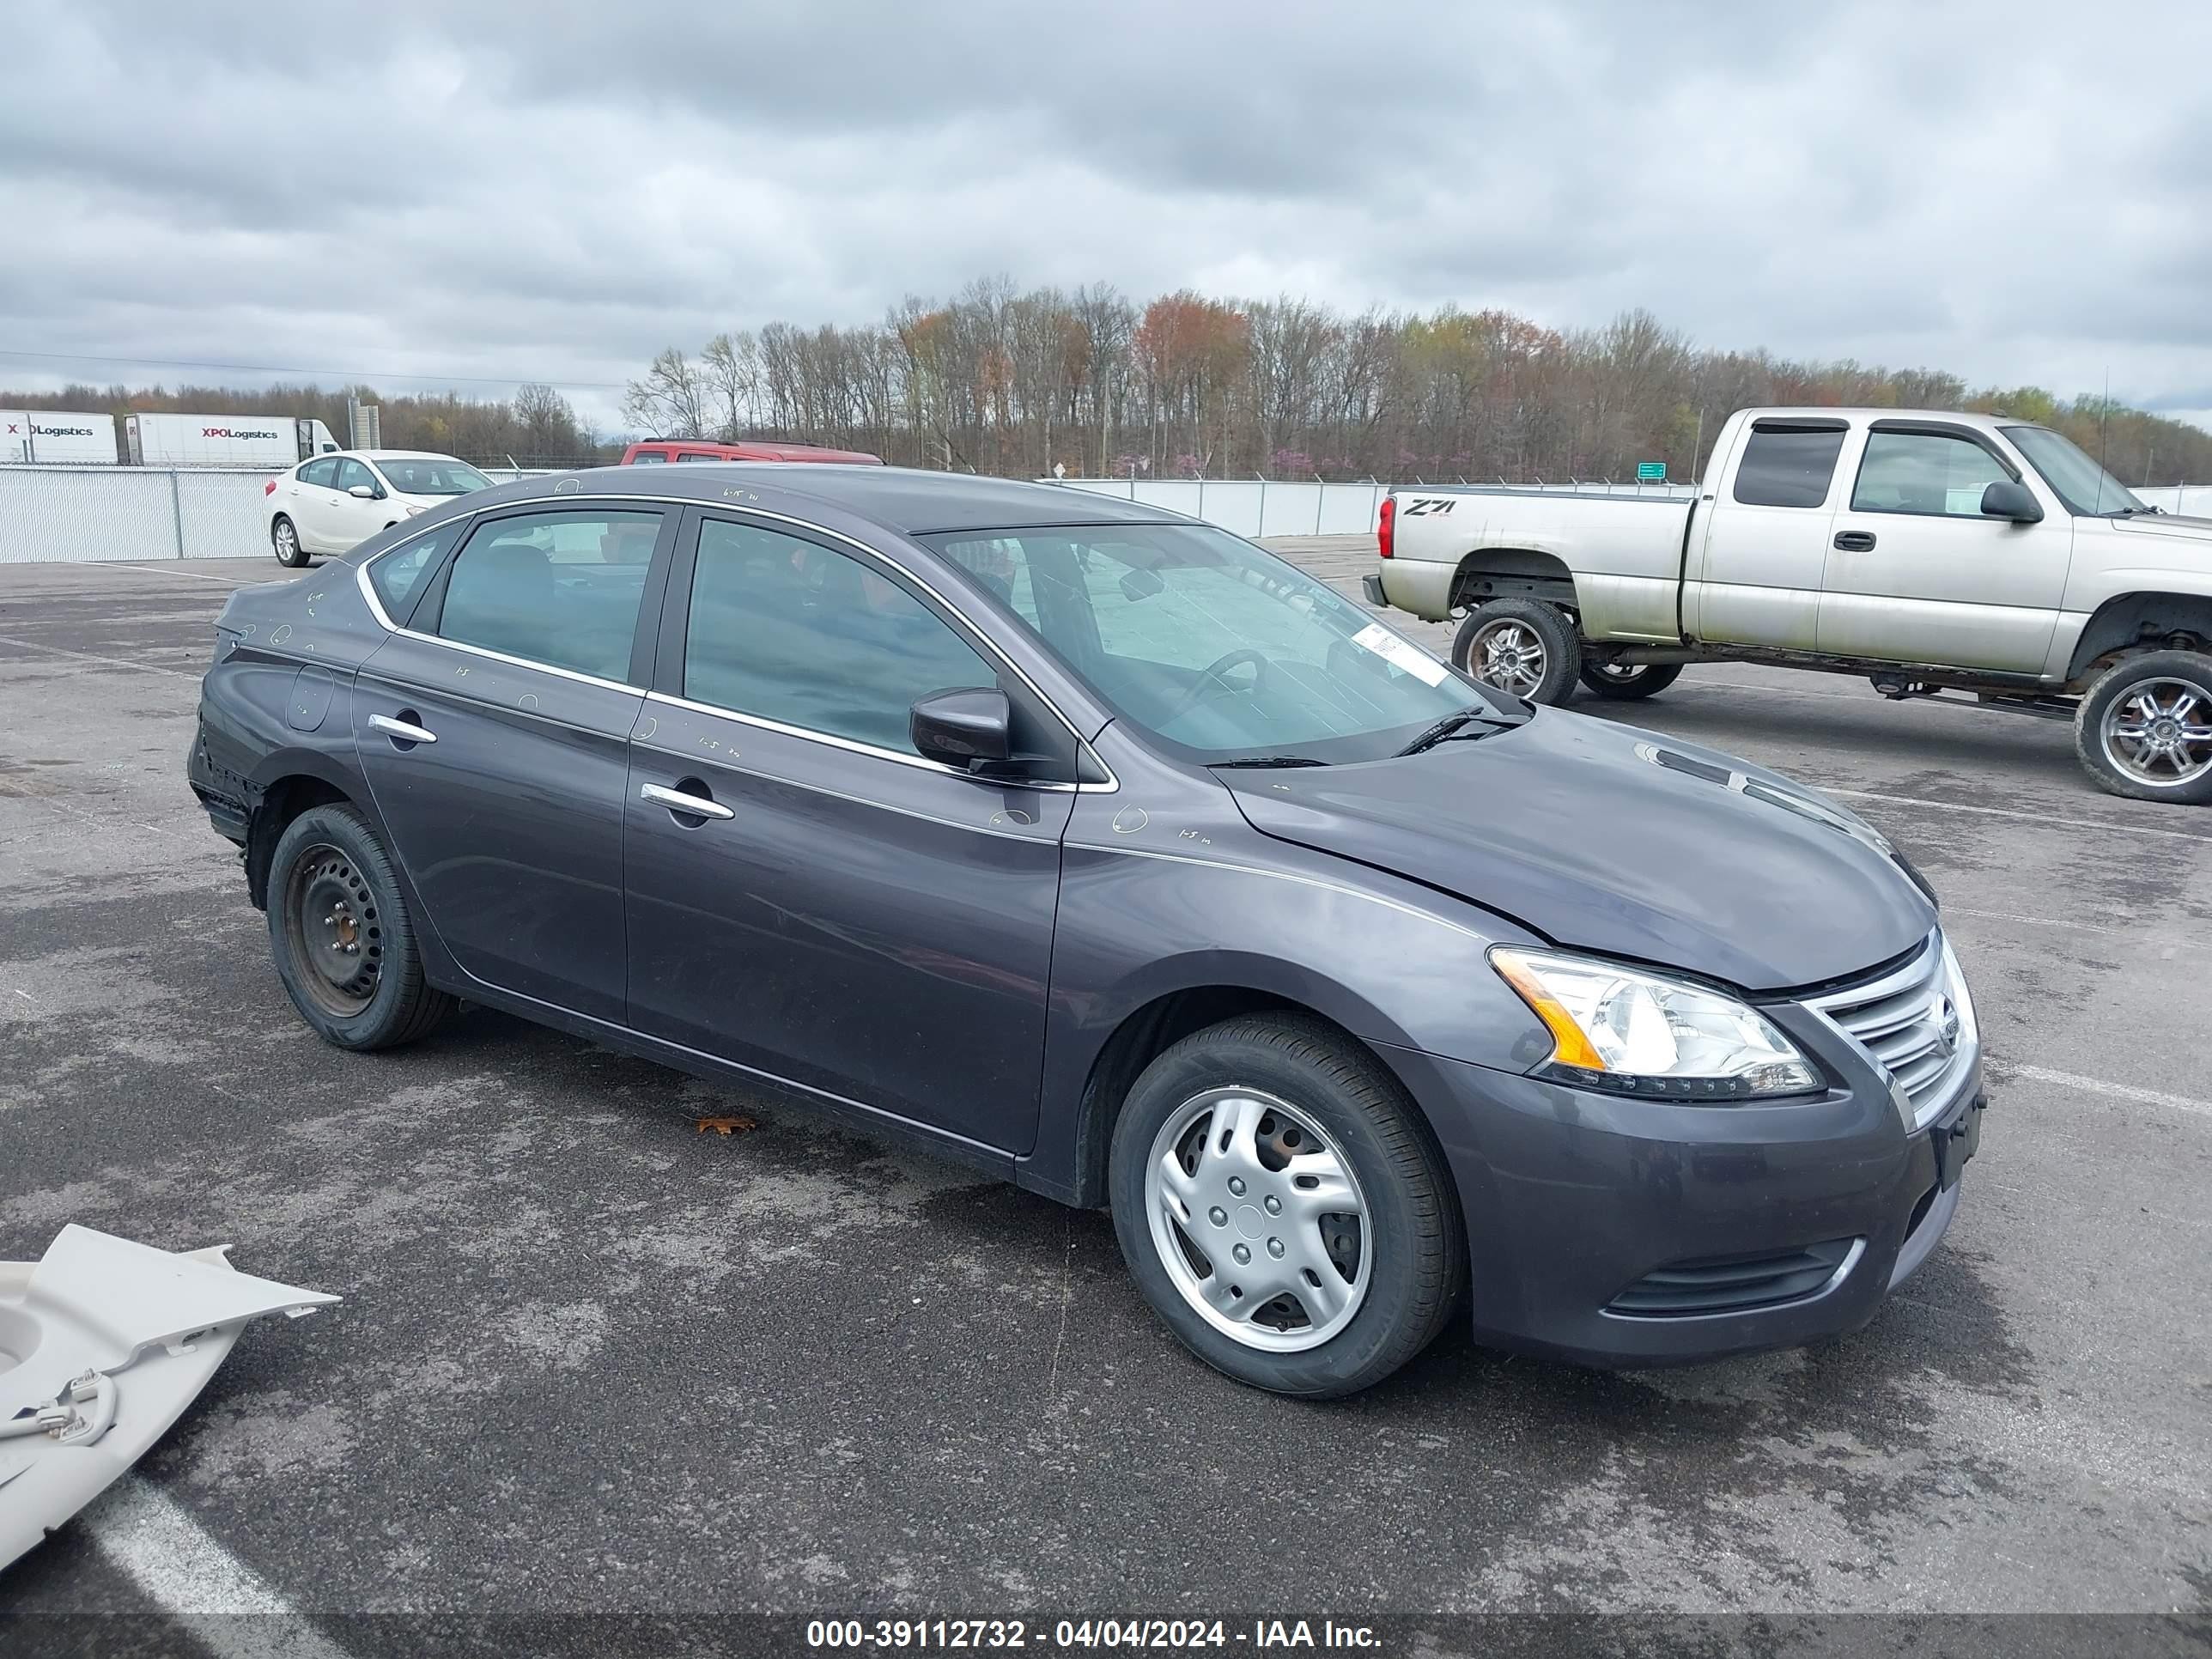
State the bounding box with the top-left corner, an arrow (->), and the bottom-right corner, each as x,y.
1578,660 -> 1683,701
2074,651 -> 2212,804
1452,599 -> 1581,705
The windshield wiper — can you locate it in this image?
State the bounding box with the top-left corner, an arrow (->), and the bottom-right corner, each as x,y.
1210,755 -> 1331,769
1395,710 -> 1510,757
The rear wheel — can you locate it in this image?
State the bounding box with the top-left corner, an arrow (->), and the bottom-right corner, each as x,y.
1450,599 -> 1581,706
271,515 -> 308,568
268,804 -> 454,1048
1578,659 -> 1683,701
1108,1014 -> 1463,1398
2074,650 -> 2212,804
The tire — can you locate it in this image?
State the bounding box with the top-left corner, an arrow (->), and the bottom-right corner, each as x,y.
2072,650 -> 2212,804
271,515 -> 308,568
1578,659 -> 1684,701
267,803 -> 455,1048
1108,1013 -> 1464,1398
1451,599 -> 1581,705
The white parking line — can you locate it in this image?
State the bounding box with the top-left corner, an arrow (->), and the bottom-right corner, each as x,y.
0,634 -> 199,679
1825,787 -> 2212,846
1992,1061 -> 2212,1119
85,1476 -> 354,1656
76,561 -> 266,586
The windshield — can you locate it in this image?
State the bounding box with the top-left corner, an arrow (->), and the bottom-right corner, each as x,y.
921,523 -> 1514,763
374,458 -> 491,496
2002,426 -> 2147,516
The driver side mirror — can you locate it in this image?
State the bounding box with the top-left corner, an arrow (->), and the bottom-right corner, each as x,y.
1980,480 -> 2043,523
911,687 -> 1011,770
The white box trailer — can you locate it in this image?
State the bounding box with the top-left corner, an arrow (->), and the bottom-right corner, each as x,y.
124,412 -> 339,468
1,410 -> 118,465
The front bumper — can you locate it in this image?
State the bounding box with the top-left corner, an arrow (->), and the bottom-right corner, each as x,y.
1381,1039 -> 1982,1368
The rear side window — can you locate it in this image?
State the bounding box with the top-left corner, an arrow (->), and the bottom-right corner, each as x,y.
682,518 -> 996,753
1733,427 -> 1847,508
436,509 -> 662,682
368,521 -> 465,624
1851,431 -> 2013,517
676,452 -> 721,464
629,450 -> 668,465
301,458 -> 339,488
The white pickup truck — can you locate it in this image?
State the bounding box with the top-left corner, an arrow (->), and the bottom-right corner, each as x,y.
1368,406 -> 2212,803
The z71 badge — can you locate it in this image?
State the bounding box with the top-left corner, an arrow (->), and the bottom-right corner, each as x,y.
1400,496 -> 1457,516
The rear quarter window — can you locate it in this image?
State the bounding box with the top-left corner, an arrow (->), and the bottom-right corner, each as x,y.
1733,427 -> 1848,509
368,520 -> 466,625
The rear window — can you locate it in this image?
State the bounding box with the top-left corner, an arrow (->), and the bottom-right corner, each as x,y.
1733,426 -> 1847,509
435,510 -> 662,682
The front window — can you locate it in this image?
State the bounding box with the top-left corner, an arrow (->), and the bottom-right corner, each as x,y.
2003,426 -> 2148,517
1851,430 -> 2014,517
683,519 -> 996,752
374,457 -> 490,496
921,523 -> 1505,764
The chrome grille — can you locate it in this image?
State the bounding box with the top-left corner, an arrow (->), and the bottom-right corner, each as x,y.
1804,931 -> 1977,1128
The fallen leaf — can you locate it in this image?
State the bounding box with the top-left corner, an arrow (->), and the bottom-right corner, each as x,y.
695,1115 -> 757,1137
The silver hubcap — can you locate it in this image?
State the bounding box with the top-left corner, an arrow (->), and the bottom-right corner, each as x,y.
1144,1087 -> 1370,1352
2101,678 -> 2212,787
1469,620 -> 1547,694
1595,661 -> 1647,681
275,522 -> 296,557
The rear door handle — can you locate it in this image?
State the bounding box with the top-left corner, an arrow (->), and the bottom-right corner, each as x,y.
368,713 -> 437,744
1832,531 -> 1877,551
641,781 -> 734,821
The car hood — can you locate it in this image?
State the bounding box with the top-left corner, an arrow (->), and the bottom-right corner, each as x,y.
1218,710 -> 1934,993
2112,512 -> 2212,547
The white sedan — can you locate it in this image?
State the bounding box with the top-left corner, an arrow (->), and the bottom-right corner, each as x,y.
264,450 -> 492,566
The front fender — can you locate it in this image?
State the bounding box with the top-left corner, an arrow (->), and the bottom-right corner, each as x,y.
1023,826 -> 1556,1203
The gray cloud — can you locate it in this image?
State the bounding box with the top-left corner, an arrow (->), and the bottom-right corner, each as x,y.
3,0 -> 2207,437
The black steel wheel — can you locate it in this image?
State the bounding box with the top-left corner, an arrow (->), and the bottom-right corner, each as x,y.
268,803 -> 454,1048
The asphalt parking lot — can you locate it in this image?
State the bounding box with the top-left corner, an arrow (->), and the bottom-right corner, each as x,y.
3,545 -> 2209,1647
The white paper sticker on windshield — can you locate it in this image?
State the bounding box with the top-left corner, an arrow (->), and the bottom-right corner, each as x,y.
1352,623 -> 1448,686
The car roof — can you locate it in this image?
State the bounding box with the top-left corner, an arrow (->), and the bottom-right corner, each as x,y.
488,463 -> 1185,534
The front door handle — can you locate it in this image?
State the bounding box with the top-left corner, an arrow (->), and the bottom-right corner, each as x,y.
1833,531 -> 1877,552
368,713 -> 437,744
641,781 -> 735,821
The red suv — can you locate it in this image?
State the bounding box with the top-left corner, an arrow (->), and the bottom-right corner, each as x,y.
620,439 -> 884,466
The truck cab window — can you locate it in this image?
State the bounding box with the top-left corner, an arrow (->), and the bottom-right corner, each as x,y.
1851,432 -> 2013,517
1733,428 -> 1847,509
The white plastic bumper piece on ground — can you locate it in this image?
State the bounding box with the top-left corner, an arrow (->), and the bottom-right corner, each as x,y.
0,1224 -> 338,1571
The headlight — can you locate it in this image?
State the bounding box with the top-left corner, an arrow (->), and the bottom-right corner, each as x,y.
402,503 -> 426,517
1491,946 -> 1821,1100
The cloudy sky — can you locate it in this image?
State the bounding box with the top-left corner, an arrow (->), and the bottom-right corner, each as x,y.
4,0 -> 2208,434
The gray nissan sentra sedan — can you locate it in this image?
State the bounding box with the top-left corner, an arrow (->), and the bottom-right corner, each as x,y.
190,464 -> 1984,1397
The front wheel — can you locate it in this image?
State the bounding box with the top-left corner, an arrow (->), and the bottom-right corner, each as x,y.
271,515 -> 309,568
1451,599 -> 1581,705
1108,1014 -> 1464,1398
2074,650 -> 2212,803
268,803 -> 455,1048
1578,659 -> 1684,701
